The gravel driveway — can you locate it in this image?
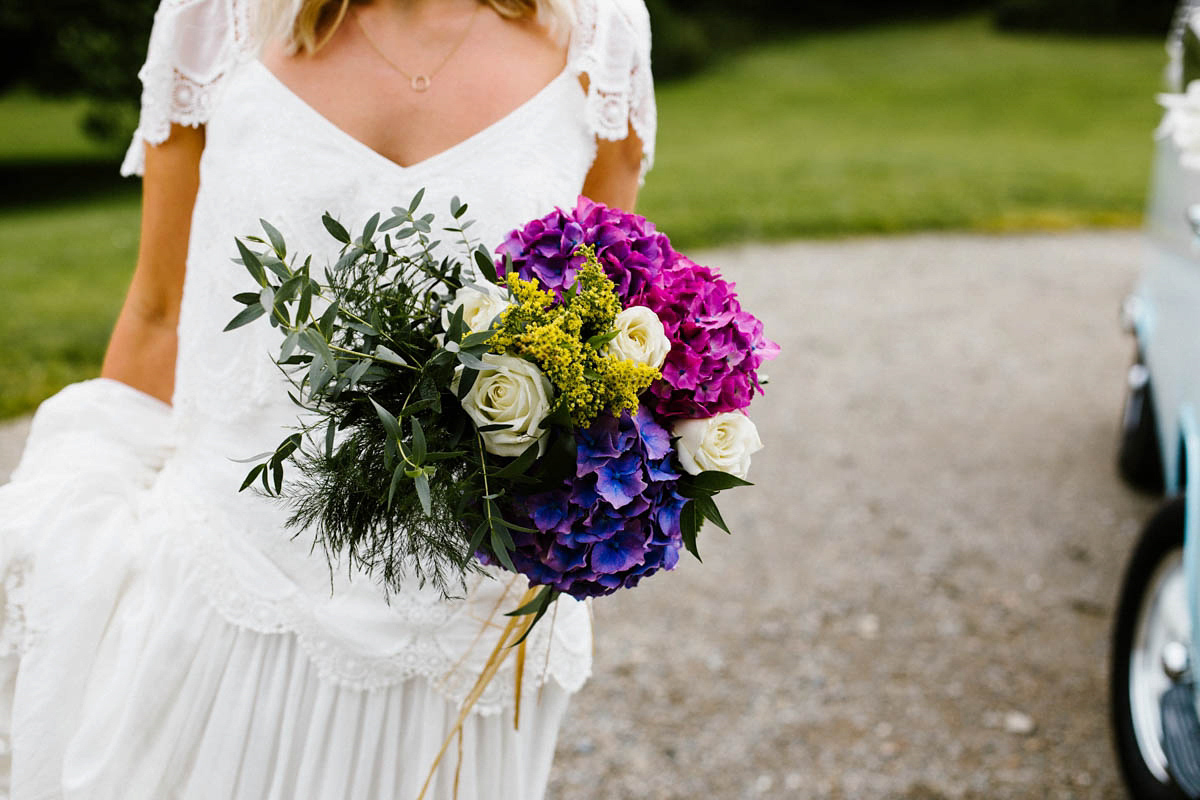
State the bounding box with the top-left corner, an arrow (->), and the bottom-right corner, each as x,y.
0,231 -> 1153,799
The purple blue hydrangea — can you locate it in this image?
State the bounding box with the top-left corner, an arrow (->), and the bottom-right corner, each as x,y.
637,256 -> 781,419
500,407 -> 687,599
495,196 -> 676,302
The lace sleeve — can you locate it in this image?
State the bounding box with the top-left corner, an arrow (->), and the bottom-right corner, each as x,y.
120,0 -> 256,177
567,0 -> 656,183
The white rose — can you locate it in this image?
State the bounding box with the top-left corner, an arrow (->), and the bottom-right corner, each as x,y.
441,282 -> 512,335
454,354 -> 553,457
673,412 -> 763,479
605,306 -> 671,369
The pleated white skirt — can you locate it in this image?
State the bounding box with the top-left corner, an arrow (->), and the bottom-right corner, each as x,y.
0,381 -> 578,800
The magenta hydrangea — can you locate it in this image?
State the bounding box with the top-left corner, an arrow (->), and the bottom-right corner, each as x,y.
637,256 -> 780,418
496,408 -> 687,599
495,196 -> 676,301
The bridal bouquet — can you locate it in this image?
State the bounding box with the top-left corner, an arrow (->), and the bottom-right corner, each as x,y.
227,193 -> 778,628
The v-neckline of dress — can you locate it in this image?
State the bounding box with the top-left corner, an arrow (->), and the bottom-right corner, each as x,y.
249,59 -> 578,176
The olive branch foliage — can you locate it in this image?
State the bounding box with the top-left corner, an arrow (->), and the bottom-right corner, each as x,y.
225,190 -> 564,616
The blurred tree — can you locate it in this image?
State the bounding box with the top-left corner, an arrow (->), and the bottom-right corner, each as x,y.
0,0 -> 157,147
995,0 -> 1176,35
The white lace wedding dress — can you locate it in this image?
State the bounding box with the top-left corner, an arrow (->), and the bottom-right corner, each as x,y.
0,1 -> 655,798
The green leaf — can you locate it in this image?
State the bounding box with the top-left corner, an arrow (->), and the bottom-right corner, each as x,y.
374,346 -> 407,366
586,330 -> 620,350
297,281 -> 313,323
490,440 -> 541,479
488,528 -> 516,572
466,520 -> 489,560
260,218 -> 287,258
262,255 -> 291,282
325,418 -> 337,458
322,213 -> 350,243
456,350 -> 489,371
369,397 -> 402,439
239,463 -> 266,492
279,331 -> 300,361
236,238 -> 268,286
224,303 -> 266,332
690,471 -> 753,492
455,367 -> 479,400
411,417 -> 427,463
271,459 -> 284,494
680,501 -> 701,561
414,472 -> 432,516
460,330 -> 495,348
258,286 -> 276,316
693,494 -> 730,534
408,188 -> 426,213
445,305 -> 465,345
506,584 -> 555,616
318,300 -> 340,338
345,359 -> 371,387
474,248 -> 498,283
387,464 -> 405,509
301,327 -> 335,370
361,211 -> 380,244
233,291 -> 259,306
508,587 -> 559,645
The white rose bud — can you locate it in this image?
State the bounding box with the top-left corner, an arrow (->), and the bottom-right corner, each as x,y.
605,306 -> 671,370
441,282 -> 512,335
673,412 -> 763,479
454,354 -> 553,457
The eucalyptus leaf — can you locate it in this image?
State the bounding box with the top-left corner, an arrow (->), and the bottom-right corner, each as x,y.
411,417 -> 427,463
322,213 -> 350,243
236,238 -> 268,286
414,472 -> 432,516
260,218 -> 287,258
369,397 -> 402,439
224,303 -> 266,332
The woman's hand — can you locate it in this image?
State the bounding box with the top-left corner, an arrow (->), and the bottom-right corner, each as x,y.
100,123 -> 205,405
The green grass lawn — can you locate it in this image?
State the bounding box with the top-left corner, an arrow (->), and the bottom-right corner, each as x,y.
641,15 -> 1164,242
0,15 -> 1169,418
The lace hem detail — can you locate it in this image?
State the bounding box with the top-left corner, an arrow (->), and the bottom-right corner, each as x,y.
174,520 -> 591,715
568,0 -> 657,182
121,0 -> 256,176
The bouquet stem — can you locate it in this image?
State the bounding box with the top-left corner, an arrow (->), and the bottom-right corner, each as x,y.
417,585 -> 541,800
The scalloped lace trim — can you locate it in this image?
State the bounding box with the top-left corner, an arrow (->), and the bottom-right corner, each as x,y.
173,520 -> 590,715
121,0 -> 256,176
568,0 -> 657,183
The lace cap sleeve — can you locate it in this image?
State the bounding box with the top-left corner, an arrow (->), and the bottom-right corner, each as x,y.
567,0 -> 656,182
120,0 -> 256,177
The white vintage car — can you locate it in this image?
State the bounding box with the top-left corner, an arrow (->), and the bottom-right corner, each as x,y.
1113,3 -> 1200,799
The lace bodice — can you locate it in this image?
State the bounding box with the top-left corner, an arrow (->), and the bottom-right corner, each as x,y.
114,0 -> 657,712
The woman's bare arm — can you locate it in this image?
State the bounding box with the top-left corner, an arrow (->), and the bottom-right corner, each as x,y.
582,125 -> 645,212
100,124 -> 205,404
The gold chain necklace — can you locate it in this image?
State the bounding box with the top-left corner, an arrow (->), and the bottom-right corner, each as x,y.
354,5 -> 481,93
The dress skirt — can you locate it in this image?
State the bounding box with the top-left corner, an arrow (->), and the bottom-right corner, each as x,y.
0,380 -> 575,800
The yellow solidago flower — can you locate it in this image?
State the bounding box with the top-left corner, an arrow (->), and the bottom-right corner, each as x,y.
489,246 -> 660,426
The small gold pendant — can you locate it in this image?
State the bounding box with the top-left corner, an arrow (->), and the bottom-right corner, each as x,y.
411,74 -> 431,92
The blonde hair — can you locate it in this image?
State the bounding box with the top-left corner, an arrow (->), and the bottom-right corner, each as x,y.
257,0 -> 574,54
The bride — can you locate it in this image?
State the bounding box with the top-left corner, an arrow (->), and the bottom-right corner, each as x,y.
0,0 -> 654,797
